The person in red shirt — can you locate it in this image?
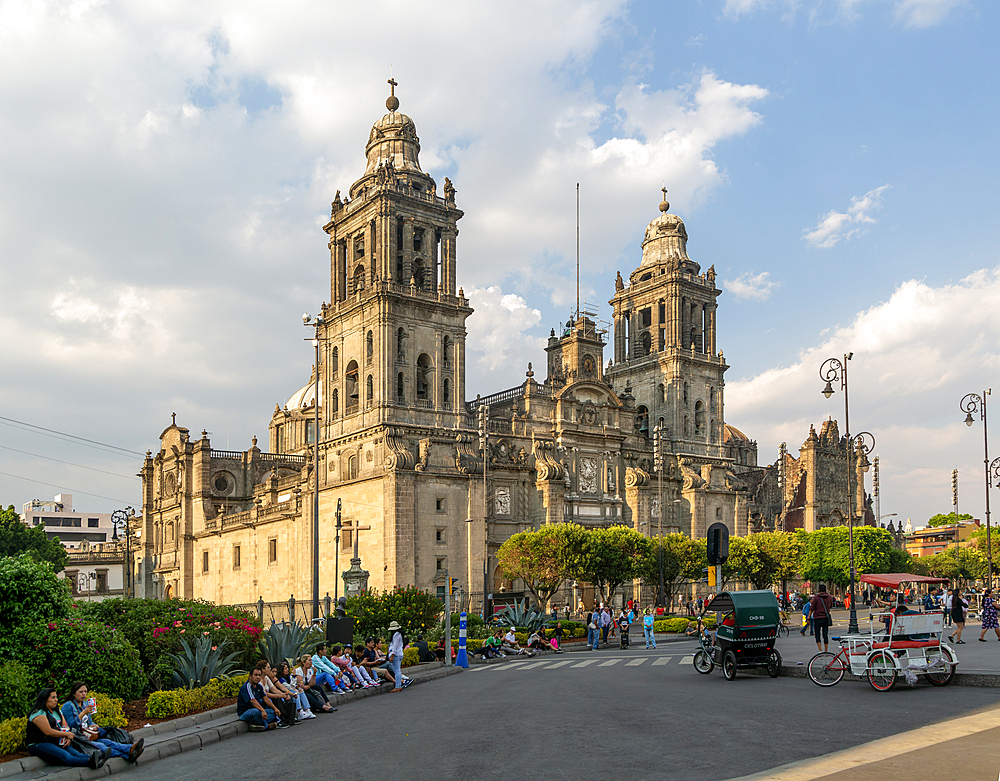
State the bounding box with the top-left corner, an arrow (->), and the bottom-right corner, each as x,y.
810,585 -> 836,653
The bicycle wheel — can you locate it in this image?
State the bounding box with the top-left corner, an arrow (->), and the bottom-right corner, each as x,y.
693,649 -> 714,674
808,651 -> 846,686
722,650 -> 738,681
925,647 -> 957,686
767,649 -> 782,678
867,650 -> 898,691
778,623 -> 789,638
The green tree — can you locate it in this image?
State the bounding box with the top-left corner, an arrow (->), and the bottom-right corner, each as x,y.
887,547 -> 916,573
726,532 -> 802,590
923,547 -> 984,583
927,512 -> 973,528
0,505 -> 68,572
799,526 -> 892,588
640,534 -> 707,611
497,523 -> 584,608
0,554 -> 72,655
564,525 -> 651,604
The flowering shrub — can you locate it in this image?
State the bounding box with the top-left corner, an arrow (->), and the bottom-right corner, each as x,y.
345,586 -> 443,639
77,599 -> 263,689
145,674 -> 248,719
14,617 -> 145,701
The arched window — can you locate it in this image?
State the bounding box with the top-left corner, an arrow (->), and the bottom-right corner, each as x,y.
347,454 -> 358,480
635,405 -> 649,437
397,328 -> 406,362
366,331 -> 373,363
366,374 -> 373,407
332,346 -> 339,375
345,361 -> 359,414
397,372 -> 405,402
417,353 -> 431,400
331,388 -> 339,418
658,383 -> 666,403
709,387 -> 716,413
352,264 -> 366,294
443,377 -> 451,406
442,336 -> 451,367
695,400 -> 705,437
658,416 -> 665,430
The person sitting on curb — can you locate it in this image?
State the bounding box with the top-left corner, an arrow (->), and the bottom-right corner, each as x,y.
479,631 -> 503,658
684,620 -> 698,637
330,644 -> 378,688
360,637 -> 396,684
526,629 -> 552,651
502,628 -> 534,656
260,662 -> 299,726
312,644 -> 352,693
294,655 -> 336,713
27,688 -> 108,770
275,660 -> 316,720
346,645 -> 381,686
237,665 -> 284,731
61,682 -> 143,762
412,634 -> 437,663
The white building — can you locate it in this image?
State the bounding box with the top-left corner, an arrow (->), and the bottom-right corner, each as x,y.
22,494 -> 128,601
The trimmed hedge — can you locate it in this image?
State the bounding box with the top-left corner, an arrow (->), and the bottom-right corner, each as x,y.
146,675 -> 248,719
402,647 -> 420,667
0,717 -> 26,756
92,692 -> 127,729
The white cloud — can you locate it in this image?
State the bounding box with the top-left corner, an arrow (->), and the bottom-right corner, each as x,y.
803,184 -> 890,248
726,268 -> 1000,528
894,0 -> 969,28
724,271 -> 778,301
721,0 -> 969,26
465,286 -> 547,390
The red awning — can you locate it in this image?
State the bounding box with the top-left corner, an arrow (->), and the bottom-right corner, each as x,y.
859,573 -> 949,588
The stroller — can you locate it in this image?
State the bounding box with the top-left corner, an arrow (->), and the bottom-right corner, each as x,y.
619,614 -> 630,649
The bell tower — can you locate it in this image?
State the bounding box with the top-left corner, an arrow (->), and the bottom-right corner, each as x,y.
320,81 -> 473,435
607,190 -> 727,458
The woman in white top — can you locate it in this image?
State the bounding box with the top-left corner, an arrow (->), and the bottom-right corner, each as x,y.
295,655 -> 334,713
275,661 -> 314,720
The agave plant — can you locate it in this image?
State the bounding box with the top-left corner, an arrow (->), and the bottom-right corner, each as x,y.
168,635 -> 245,689
257,621 -> 323,668
493,602 -> 553,632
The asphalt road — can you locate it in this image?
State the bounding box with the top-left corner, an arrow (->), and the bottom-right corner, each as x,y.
131,642 -> 1000,781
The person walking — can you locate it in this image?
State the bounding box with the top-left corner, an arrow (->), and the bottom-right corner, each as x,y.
943,588 -> 953,627
600,607 -> 612,646
979,588 -> 1000,642
587,609 -> 599,650
642,608 -> 656,649
799,594 -> 812,636
948,589 -> 967,644
386,621 -> 407,692
809,584 -> 835,653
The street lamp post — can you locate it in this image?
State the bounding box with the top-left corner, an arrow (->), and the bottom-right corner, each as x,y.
111,506 -> 135,598
820,352 -> 874,635
962,391 -> 993,590
653,424 -> 666,609
478,404 -> 491,621
303,312 -> 326,622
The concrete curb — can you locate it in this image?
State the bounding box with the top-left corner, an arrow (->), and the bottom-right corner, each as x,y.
0,666 -> 462,780
736,662 -> 1000,688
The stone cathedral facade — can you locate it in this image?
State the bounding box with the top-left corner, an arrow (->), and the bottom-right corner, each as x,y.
139,85 -> 775,607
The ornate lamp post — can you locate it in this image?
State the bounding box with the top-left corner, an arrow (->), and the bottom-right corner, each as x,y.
653,424 -> 665,608
820,352 -> 874,635
303,312 -> 326,621
111,506 -> 136,599
963,390 -> 993,588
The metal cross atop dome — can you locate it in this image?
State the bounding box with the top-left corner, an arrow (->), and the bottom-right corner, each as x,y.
386,77 -> 399,111
659,186 -> 670,213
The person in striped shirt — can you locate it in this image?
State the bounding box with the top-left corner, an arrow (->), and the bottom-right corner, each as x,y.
237,665 -> 284,731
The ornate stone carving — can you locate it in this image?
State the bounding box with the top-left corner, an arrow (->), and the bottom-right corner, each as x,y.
579,457 -> 598,494
383,427 -> 415,470
495,487 -> 511,516
625,467 -> 649,488
532,441 -> 564,482
679,458 -> 704,490
454,433 -> 481,475
415,438 -> 430,471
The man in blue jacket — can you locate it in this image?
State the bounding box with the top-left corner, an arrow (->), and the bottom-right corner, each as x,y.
800,596 -> 812,636
237,664 -> 283,731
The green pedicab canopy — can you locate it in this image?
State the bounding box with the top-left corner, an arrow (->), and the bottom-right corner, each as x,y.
706,590 -> 780,626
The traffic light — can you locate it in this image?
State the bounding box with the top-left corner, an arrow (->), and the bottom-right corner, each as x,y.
706,522 -> 730,565
707,567 -> 717,589
448,577 -> 458,595
701,568 -> 709,584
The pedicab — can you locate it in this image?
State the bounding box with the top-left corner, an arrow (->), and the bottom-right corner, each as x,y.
807,573 -> 957,691
692,590 -> 782,680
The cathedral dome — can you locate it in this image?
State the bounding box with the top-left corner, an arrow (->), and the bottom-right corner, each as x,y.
640,210 -> 691,267
364,109 -> 424,175
285,377 -> 322,412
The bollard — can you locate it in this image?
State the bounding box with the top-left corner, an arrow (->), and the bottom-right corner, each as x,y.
455,611 -> 469,668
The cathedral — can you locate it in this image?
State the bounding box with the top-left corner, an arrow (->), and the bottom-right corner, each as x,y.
138,83 -> 777,608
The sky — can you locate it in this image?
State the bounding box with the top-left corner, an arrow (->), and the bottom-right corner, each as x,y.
1,0 -> 997,532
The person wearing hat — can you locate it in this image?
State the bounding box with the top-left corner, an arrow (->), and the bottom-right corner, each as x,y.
386,621 -> 412,692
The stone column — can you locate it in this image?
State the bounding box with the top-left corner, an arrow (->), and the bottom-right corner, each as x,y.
329,238 -> 339,304
442,228 -> 457,295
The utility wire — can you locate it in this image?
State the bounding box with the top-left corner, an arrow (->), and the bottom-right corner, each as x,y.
0,416 -> 144,458
0,469 -> 134,504
0,445 -> 139,481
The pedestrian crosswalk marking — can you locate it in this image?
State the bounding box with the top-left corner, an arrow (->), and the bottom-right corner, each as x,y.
545,660 -> 573,669
571,659 -> 599,668
494,662 -> 529,671
598,659 -> 621,667
679,655 -> 694,665
515,661 -> 552,670
652,657 -> 671,666
625,658 -> 646,666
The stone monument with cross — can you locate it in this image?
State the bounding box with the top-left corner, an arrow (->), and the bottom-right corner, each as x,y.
341,518 -> 371,596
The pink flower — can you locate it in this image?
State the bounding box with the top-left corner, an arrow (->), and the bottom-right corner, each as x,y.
203,631 -> 209,635
180,629 -> 186,634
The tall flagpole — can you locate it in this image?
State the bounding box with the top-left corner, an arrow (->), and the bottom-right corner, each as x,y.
576,182 -> 580,319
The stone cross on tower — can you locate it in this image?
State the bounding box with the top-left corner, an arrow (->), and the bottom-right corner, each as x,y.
386,77 -> 399,111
